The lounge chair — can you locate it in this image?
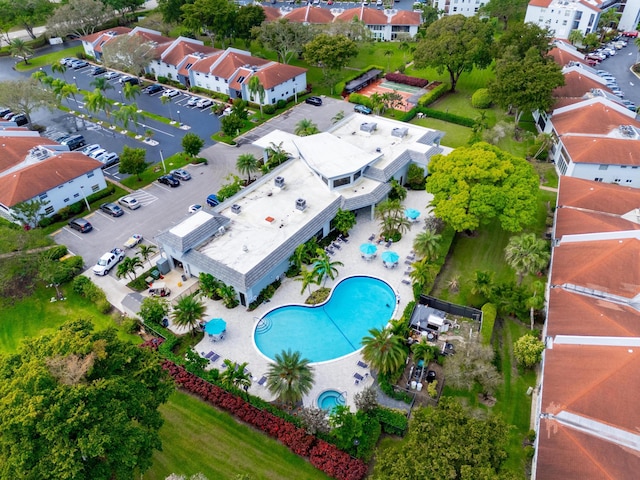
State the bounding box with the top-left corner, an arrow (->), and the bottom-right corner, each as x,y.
402,279 -> 411,285
332,242 -> 341,250
257,376 -> 267,386
405,260 -> 412,265
204,351 -> 215,359
341,236 -> 349,243
210,354 -> 220,362
357,361 -> 369,369
353,372 -> 364,381
385,240 -> 392,248
368,234 -> 375,242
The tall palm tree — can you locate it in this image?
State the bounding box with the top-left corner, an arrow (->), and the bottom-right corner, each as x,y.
10,39 -> 33,65
51,62 -> 67,80
60,83 -> 80,108
294,118 -> 319,136
236,153 -> 260,185
312,248 -> 343,287
504,233 -> 550,285
137,244 -> 157,267
113,104 -> 141,134
31,70 -> 48,84
84,88 -> 108,116
216,283 -> 237,308
361,327 -> 407,375
219,360 -> 252,392
296,266 -> 320,295
375,198 -> 410,240
413,230 -> 442,261
171,294 -> 206,336
409,259 -> 434,289
90,76 -> 114,93
266,349 -> 314,406
51,79 -> 67,104
116,256 -> 143,281
160,94 -> 174,121
247,75 -> 265,117
122,82 -> 141,102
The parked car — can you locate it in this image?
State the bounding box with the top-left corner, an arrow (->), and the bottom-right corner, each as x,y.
188,204 -> 202,214
119,76 -> 139,85
158,175 -> 180,187
354,104 -> 372,114
196,98 -> 213,109
90,66 -> 106,75
144,84 -> 164,94
162,89 -> 180,98
60,57 -> 74,66
89,148 -> 107,159
0,108 -> 11,118
68,217 -> 92,233
187,96 -> 199,107
170,168 -> 191,181
100,202 -> 124,217
622,31 -> 638,38
93,248 -> 125,276
61,134 -> 86,151
2,111 -> 16,120
70,60 -> 89,69
11,114 -> 28,127
103,71 -> 119,80
206,194 -> 219,207
99,152 -> 120,169
305,96 -> 323,106
118,196 -> 141,210
82,143 -> 101,155
123,234 -> 143,248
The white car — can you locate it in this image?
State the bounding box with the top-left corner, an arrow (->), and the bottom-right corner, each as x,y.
196,98 -> 213,109
123,234 -> 143,248
188,204 -> 202,214
118,196 -> 141,210
187,96 -> 199,107
89,148 -> 107,159
93,248 -> 125,276
162,89 -> 180,98
104,71 -> 119,80
82,143 -> 101,155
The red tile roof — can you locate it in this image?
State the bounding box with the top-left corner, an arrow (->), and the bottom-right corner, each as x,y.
552,101 -> 640,135
209,52 -> 269,79
553,70 -> 609,98
561,136 -> 640,165
529,0 -> 553,6
284,5 -> 335,23
389,10 -> 421,25
229,68 -> 252,91
0,153 -> 103,206
335,7 -> 388,24
0,137 -> 57,174
551,237 -> 640,299
254,63 -> 306,90
262,6 -> 282,21
81,27 -> 131,45
548,46 -> 587,67
162,40 -> 220,67
190,51 -> 225,74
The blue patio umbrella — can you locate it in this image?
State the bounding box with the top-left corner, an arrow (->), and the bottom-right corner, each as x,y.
381,251 -> 400,264
405,208 -> 421,220
205,318 -> 226,335
360,243 -> 378,255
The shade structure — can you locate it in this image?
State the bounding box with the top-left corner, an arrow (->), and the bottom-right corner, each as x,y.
205,318 -> 226,336
405,208 -> 420,220
381,251 -> 399,264
360,243 -> 378,256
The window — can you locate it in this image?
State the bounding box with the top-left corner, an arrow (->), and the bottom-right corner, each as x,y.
216,87 -> 220,92
632,166 -> 638,169
562,20 -> 567,25
614,178 -> 621,182
63,197 -> 70,203
333,176 -> 351,188
565,9 -> 570,16
594,177 -> 603,182
354,170 -> 361,181
73,193 -> 80,198
215,76 -> 219,81
626,179 -> 632,183
39,193 -> 48,200
44,206 -> 54,215
271,87 -> 275,92
185,63 -> 193,69
621,165 -> 627,168
91,184 -> 99,192
237,76 -> 245,84
452,6 -> 457,10
598,165 -> 608,170
87,172 -> 94,178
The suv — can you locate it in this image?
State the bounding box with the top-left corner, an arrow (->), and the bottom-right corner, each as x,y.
100,202 -> 124,217
158,175 -> 180,187
144,84 -> 164,95
61,134 -> 86,151
305,96 -> 322,106
82,144 -> 101,156
90,66 -> 106,75
68,218 -> 92,233
170,168 -> 191,181
196,98 -> 213,109
93,248 -> 125,276
119,76 -> 139,85
11,114 -> 28,127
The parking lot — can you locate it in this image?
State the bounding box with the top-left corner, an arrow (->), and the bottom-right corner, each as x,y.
590,38 -> 640,106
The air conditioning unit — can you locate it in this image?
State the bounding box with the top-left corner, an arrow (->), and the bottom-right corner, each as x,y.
392,127 -> 408,138
231,204 -> 241,214
274,176 -> 285,188
360,122 -> 377,133
295,198 -> 307,211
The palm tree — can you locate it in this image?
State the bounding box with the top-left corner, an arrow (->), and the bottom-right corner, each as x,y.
470,270 -> 494,298
137,244 -> 157,267
526,280 -> 546,331
116,256 -> 143,281
264,142 -> 289,172
60,83 -> 80,108
567,29 -> 584,46
122,82 -> 141,102
375,199 -> 410,240
409,259 -> 435,289
532,132 -> 554,161
413,230 -> 442,261
411,339 -> 436,380
504,233 -> 550,285
266,349 -> 315,406
247,75 -> 265,117
113,104 -> 141,134
384,49 -> 393,72
84,88 -> 108,116
216,283 -> 237,308
219,360 -> 252,392
331,110 -> 345,124
312,248 -> 344,287
160,94 -> 174,121
296,266 -> 320,295
51,79 -> 67,104
236,153 -> 260,185
361,327 -> 407,375
10,39 -> 33,65
369,92 -> 385,115
171,294 -> 206,336
31,70 -> 48,84
90,76 -> 114,93
294,119 -> 319,136
51,62 -> 67,80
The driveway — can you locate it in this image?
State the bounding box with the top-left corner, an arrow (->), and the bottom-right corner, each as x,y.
594,39 -> 640,106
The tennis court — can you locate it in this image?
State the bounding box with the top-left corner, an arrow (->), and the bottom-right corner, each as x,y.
355,79 -> 422,112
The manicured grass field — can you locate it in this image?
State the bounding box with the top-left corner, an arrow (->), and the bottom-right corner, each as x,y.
0,285 -> 139,354
15,45 -> 84,72
412,117 -> 472,148
145,391 -> 330,480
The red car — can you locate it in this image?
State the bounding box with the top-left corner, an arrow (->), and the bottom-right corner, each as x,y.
622,31 -> 638,38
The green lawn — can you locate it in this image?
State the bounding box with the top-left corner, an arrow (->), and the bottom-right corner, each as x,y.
0,285 -> 139,354
145,391 -> 330,480
120,152 -> 194,189
15,45 -> 84,72
412,117 -> 472,148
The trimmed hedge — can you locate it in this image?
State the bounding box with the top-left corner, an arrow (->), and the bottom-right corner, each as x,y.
417,82 -> 450,107
372,407 -> 408,436
190,85 -> 230,103
471,88 -> 492,109
347,93 -> 372,108
385,73 -> 428,88
418,108 -> 476,128
480,303 -> 497,345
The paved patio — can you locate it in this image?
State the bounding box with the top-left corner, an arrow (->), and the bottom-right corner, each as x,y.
184,189 -> 434,410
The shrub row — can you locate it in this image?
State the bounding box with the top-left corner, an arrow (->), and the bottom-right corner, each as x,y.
385,73 -> 428,88
419,108 -> 476,128
347,93 -> 372,108
161,361 -> 368,480
417,82 -> 450,107
480,303 -> 497,346
189,85 -> 230,103
372,407 -> 408,436
72,276 -> 111,313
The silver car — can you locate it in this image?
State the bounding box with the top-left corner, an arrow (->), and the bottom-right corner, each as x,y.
118,196 -> 141,210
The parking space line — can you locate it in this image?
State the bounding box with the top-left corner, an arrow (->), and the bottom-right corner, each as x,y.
96,211 -> 116,222
63,227 -> 84,239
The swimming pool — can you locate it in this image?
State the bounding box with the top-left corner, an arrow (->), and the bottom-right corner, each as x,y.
254,276 -> 396,363
317,390 -> 346,412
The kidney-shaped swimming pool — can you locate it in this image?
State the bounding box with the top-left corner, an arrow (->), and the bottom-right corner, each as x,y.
254,276 -> 396,363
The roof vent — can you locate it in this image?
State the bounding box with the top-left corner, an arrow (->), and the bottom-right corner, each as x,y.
217,226 -> 226,236
295,198 -> 307,211
619,125 -> 636,137
274,176 -> 285,188
231,204 -> 241,214
392,126 -> 408,138
360,122 -> 377,133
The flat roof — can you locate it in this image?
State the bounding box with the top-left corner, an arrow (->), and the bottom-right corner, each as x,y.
170,210 -> 214,237
196,160 -> 339,274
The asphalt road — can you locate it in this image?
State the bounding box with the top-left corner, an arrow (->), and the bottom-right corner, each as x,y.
591,39 -> 640,106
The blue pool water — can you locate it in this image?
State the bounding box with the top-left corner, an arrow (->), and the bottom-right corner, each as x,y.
254,276 -> 396,363
317,390 -> 346,412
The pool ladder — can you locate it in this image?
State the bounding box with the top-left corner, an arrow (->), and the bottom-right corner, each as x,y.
255,317 -> 272,334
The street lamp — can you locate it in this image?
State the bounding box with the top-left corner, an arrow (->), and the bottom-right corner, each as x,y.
177,110 -> 181,125
80,185 -> 90,212
118,90 -> 124,103
73,76 -> 78,88
159,149 -> 166,173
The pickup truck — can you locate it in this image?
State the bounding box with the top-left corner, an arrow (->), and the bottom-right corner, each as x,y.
93,248 -> 125,276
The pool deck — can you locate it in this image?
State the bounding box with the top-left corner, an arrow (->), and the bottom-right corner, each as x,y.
186,189 -> 434,410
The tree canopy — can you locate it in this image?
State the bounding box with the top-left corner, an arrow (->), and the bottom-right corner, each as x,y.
303,33 -> 358,90
426,142 -> 539,233
413,15 -> 493,92
101,34 -> 156,77
372,398 -> 510,479
479,0 -> 530,30
0,319 -> 173,479
0,78 -> 52,128
253,19 -> 315,64
45,0 -> 110,38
